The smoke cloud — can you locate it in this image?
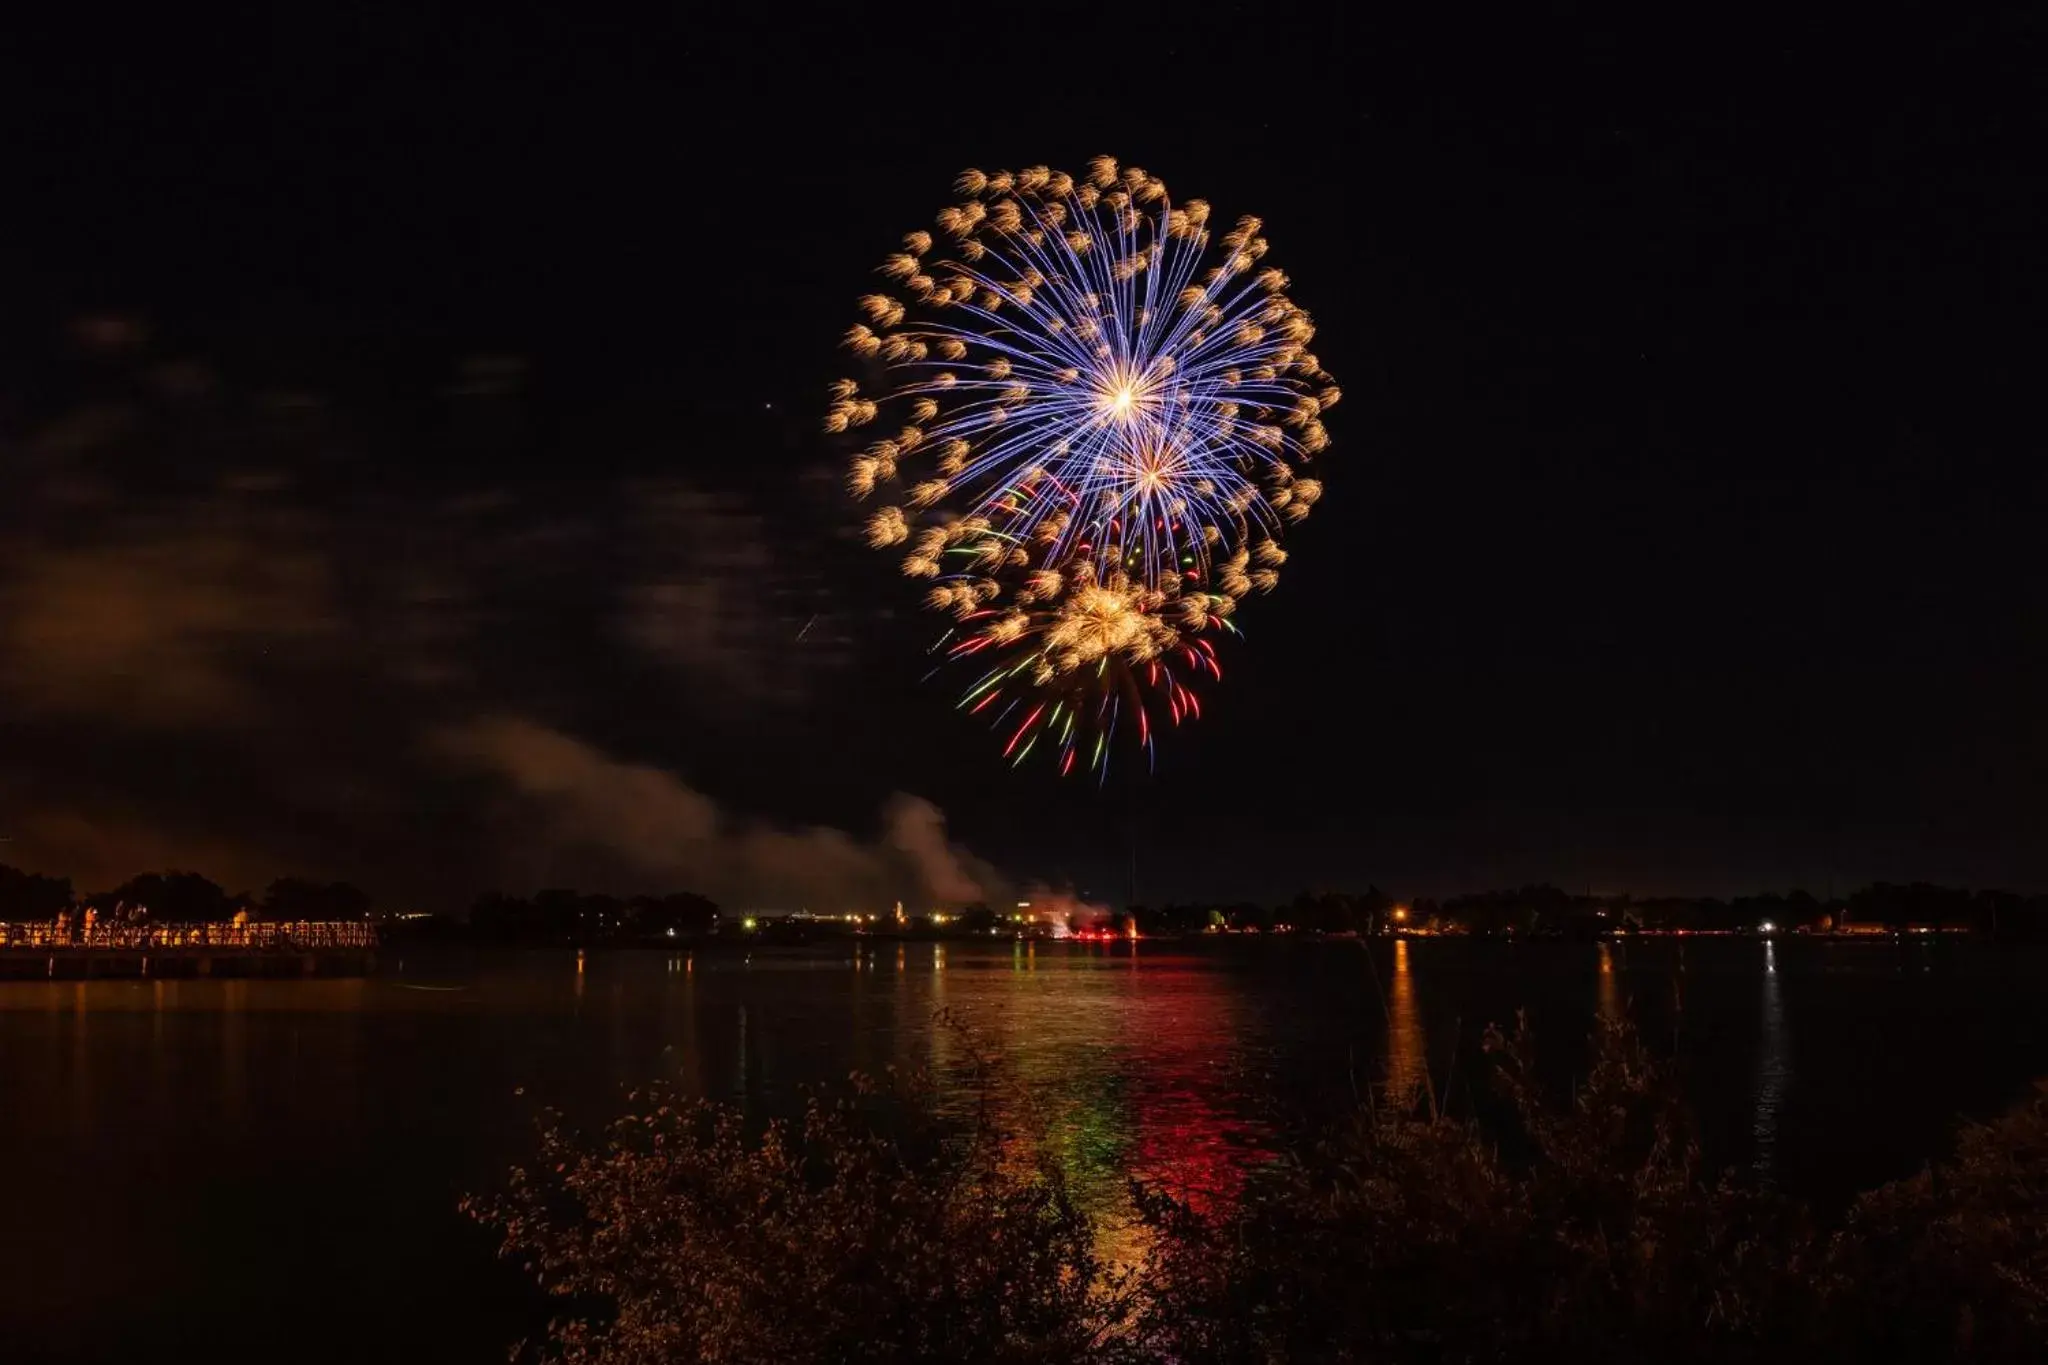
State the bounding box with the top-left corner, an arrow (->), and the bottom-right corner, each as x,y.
433,717 -> 1003,911
1016,886 -> 1115,935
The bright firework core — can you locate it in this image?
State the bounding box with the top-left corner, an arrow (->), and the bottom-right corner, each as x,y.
1137,449 -> 1165,493
831,156 -> 1336,774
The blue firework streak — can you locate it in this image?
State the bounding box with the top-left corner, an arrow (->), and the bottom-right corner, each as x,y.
832,157 -> 1337,772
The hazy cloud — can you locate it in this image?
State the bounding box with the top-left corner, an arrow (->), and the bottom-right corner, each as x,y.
0,336 -> 991,906
1,530 -> 336,724
615,484 -> 846,709
7,808 -> 285,898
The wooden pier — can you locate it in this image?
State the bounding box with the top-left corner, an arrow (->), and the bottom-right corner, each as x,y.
0,922 -> 377,981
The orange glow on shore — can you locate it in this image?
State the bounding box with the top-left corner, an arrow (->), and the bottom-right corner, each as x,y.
0,921 -> 375,950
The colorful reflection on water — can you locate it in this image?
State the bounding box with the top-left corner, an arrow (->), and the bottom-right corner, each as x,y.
902,940 -> 1264,1265
4,938 -> 2047,1365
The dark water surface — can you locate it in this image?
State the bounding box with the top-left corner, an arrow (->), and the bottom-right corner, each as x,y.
4,937 -> 2046,1363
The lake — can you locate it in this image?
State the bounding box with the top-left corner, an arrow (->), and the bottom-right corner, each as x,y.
4,936 -> 2046,1363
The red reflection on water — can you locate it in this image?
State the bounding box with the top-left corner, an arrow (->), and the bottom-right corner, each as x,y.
1125,1066 -> 1250,1218
1120,967 -> 1258,1218
955,949 -> 1266,1253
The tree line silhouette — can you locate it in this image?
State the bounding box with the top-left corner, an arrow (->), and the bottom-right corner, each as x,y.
1133,881 -> 2048,940
466,890 -> 721,945
6,862 -> 2046,943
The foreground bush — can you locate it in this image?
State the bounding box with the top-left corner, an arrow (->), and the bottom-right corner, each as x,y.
464,1069 -> 1129,1364
1819,1081 -> 2048,1359
472,1020 -> 2048,1364
1124,1016 -> 1821,1364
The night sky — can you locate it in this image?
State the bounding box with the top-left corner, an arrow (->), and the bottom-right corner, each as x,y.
4,7 -> 2042,910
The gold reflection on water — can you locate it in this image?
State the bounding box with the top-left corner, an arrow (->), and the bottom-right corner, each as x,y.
849,944 -> 872,1077
220,979 -> 248,1127
734,1004 -> 749,1104
929,945 -> 951,1077
1596,942 -> 1622,1023
673,956 -> 702,1093
1385,939 -> 1429,1109
71,983 -> 93,1131
151,979 -> 170,1117
894,942 -> 913,1074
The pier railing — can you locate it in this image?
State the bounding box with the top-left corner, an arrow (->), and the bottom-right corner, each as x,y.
0,921 -> 378,951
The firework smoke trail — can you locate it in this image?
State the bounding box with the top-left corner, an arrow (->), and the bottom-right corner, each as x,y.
832,158 -> 1336,772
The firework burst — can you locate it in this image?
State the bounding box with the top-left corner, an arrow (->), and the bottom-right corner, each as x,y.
942,562 -> 1229,777
832,158 -> 1335,772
